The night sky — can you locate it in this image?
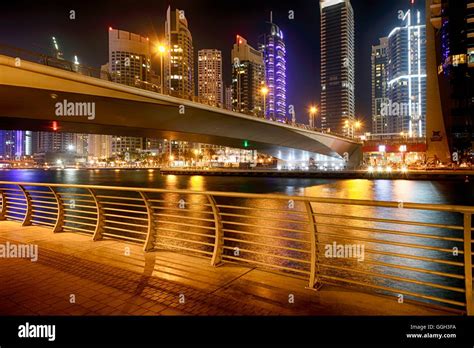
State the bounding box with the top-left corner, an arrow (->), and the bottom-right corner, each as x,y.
1,0 -> 425,126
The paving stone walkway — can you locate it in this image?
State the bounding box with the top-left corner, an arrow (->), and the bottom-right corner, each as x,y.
0,221 -> 454,316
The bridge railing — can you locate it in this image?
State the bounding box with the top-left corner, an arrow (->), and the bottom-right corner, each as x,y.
0,181 -> 472,315
0,43 -> 107,80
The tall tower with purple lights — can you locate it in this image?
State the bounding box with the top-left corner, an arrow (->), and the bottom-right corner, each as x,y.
260,12 -> 287,122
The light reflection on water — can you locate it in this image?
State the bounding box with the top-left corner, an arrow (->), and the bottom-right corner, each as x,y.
1,169 -> 473,310
2,169 -> 472,204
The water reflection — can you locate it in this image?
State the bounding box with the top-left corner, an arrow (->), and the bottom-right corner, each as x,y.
189,176 -> 205,191
0,169 -> 472,311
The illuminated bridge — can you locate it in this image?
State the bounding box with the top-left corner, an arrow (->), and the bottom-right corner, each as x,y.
0,45 -> 361,165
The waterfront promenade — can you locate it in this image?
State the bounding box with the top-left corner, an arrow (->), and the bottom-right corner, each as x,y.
160,168 -> 474,180
0,221 -> 455,316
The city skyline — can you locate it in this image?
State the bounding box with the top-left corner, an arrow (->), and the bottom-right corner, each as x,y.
1,0 -> 424,125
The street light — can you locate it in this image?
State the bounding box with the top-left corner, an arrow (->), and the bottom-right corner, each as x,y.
309,106 -> 318,129
261,86 -> 269,118
354,120 -> 363,138
155,43 -> 167,94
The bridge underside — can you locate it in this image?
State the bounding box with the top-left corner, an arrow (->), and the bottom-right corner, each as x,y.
0,56 -> 361,164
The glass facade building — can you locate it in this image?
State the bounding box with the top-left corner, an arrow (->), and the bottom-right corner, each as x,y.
320,0 -> 355,137
231,36 -> 265,117
260,20 -> 287,122
386,9 -> 426,138
429,0 -> 474,154
165,6 -> 195,99
371,37 -> 389,135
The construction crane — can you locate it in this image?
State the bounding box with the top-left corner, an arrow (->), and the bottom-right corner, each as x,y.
51,36 -> 64,60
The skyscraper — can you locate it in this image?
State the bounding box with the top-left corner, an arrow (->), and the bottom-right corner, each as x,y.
165,6 -> 195,99
105,27 -> 151,155
0,130 -> 31,159
386,8 -> 426,138
111,136 -> 143,158
260,14 -> 287,122
320,0 -> 355,137
107,28 -> 152,87
427,0 -> 473,156
231,35 -> 265,116
32,132 -> 75,154
197,49 -> 223,107
371,37 -> 389,135
224,85 -> 233,110
88,134 -> 112,161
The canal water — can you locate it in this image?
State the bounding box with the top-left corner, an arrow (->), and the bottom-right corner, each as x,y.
1,169 -> 473,311
0,168 -> 473,205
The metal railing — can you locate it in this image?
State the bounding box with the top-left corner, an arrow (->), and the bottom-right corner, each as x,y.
0,181 -> 472,315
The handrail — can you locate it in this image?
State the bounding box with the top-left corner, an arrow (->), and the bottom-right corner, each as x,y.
0,180 -> 472,315
1,181 -> 473,213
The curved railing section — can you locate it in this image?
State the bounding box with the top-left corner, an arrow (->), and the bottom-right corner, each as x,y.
0,181 -> 472,315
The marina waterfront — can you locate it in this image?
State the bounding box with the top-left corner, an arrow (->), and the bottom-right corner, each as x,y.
0,168 -> 473,205
1,168 -> 473,312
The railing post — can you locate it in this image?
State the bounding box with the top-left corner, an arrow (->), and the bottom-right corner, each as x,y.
463,213 -> 473,315
208,194 -> 224,266
0,190 -> 6,221
50,187 -> 64,233
305,201 -> 320,290
140,192 -> 156,252
18,185 -> 32,227
88,189 -> 104,241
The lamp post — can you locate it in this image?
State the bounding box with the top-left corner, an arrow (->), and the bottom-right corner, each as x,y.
309,106 -> 318,129
354,120 -> 362,138
261,86 -> 269,118
155,43 -> 167,94
343,119 -> 363,138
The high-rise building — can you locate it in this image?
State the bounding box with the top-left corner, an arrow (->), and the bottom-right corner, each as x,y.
32,132 -> 75,154
320,0 -> 355,137
107,28 -> 152,87
231,35 -> 265,116
105,27 -> 151,156
371,37 -> 389,135
111,136 -> 143,158
73,134 -> 89,157
0,131 -> 32,159
427,0 -> 474,156
88,134 -> 112,160
260,15 -> 287,122
197,49 -> 223,107
224,85 -> 233,110
386,8 -> 426,137
165,6 -> 195,99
